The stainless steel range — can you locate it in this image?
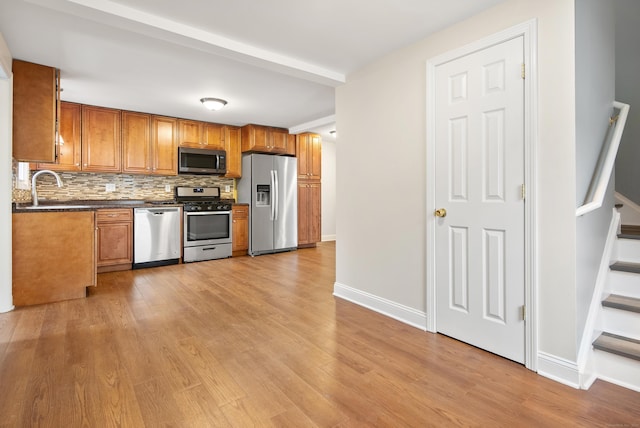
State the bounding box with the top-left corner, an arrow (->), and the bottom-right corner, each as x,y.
176,186 -> 233,263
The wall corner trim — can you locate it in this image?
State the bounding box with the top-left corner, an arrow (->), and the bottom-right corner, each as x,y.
537,351 -> 581,389
333,282 -> 427,331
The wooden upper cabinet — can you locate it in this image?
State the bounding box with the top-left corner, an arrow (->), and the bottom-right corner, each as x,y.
241,124 -> 269,152
178,119 -> 224,149
241,124 -> 290,154
82,105 -> 121,172
178,119 -> 201,148
296,133 -> 322,181
151,116 -> 178,175
269,128 -> 288,154
203,123 -> 224,150
223,125 -> 242,178
122,111 -> 152,174
37,102 -> 81,171
122,112 -> 177,175
12,59 -> 59,162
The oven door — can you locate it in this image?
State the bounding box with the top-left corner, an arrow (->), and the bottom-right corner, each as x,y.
184,211 -> 232,247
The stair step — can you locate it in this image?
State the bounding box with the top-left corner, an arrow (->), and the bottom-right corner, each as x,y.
602,294 -> 640,313
608,271 -> 640,299
593,332 -> 640,362
621,224 -> 640,235
610,261 -> 640,274
618,233 -> 640,240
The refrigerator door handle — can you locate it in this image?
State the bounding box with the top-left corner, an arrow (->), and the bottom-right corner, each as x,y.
274,169 -> 279,221
270,169 -> 276,221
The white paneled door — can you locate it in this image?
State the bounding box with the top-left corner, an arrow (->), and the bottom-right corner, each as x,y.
434,36 -> 525,363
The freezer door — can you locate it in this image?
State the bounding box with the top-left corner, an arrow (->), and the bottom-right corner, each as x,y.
249,154 -> 275,254
273,156 -> 298,250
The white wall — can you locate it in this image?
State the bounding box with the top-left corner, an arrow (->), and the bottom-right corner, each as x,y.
614,0 -> 640,205
0,34 -> 13,312
336,0 -> 578,362
574,0 -> 615,348
321,140 -> 336,241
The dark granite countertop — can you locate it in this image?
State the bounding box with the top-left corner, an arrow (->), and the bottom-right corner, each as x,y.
12,199 -> 183,213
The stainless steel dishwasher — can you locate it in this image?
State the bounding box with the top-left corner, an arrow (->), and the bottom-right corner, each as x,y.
133,207 -> 181,269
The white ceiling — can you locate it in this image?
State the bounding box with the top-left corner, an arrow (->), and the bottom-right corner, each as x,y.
0,0 -> 505,142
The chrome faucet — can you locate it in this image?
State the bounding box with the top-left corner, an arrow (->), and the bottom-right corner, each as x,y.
31,170 -> 63,206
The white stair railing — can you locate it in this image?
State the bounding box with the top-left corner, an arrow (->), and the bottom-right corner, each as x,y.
576,101 -> 630,217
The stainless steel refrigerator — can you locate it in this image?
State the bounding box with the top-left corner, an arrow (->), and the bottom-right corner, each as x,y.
237,154 -> 298,256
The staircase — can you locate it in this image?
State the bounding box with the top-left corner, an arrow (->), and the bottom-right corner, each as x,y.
591,227 -> 640,391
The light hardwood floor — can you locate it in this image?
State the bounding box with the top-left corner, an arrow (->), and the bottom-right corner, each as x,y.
1,241 -> 638,426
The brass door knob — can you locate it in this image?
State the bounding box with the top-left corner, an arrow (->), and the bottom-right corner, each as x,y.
434,208 -> 447,217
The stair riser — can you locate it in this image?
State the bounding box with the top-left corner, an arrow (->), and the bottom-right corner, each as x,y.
615,238 -> 640,262
600,308 -> 640,340
594,351 -> 640,392
607,271 -> 640,299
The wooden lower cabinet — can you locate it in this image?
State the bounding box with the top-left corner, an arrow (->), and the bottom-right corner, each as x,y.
96,208 -> 133,272
12,211 -> 96,306
232,204 -> 249,256
298,182 -> 321,247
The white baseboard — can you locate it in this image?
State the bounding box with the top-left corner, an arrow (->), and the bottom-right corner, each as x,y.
537,351 -> 580,389
333,282 -> 427,330
321,234 -> 336,242
0,304 -> 14,313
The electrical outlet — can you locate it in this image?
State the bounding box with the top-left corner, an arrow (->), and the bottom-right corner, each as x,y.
105,183 -> 116,192
225,185 -> 230,192
165,184 -> 171,192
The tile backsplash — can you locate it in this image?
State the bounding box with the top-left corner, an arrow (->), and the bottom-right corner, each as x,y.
12,161 -> 235,203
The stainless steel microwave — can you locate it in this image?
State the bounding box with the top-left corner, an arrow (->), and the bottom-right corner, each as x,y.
178,147 -> 227,175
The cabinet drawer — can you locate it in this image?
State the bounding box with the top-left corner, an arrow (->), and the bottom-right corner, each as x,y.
232,205 -> 248,219
97,208 -> 133,223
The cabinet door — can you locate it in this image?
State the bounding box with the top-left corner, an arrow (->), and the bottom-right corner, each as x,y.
296,133 -> 322,181
224,126 -> 242,178
296,134 -> 310,179
241,125 -> 269,152
298,182 -> 321,246
232,205 -> 249,255
269,128 -> 288,153
152,116 -> 178,175
82,105 -> 121,172
96,209 -> 133,271
308,182 -> 322,243
97,222 -> 133,266
178,119 -> 202,148
203,123 -> 225,150
12,60 -> 59,162
122,111 -> 152,174
308,134 -> 322,181
37,102 -> 81,171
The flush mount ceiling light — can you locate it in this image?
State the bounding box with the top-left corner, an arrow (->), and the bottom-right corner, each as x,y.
200,97 -> 228,111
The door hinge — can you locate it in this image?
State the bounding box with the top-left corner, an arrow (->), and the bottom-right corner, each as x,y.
521,63 -> 525,79
521,184 -> 526,200
521,305 -> 526,321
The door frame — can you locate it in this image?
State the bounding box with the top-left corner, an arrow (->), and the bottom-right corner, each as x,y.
425,19 -> 538,371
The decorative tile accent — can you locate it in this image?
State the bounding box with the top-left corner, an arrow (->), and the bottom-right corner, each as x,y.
12,166 -> 235,203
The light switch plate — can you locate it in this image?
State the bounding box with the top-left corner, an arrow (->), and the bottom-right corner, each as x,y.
225,185 -> 230,192
106,183 -> 116,192
165,184 -> 171,192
